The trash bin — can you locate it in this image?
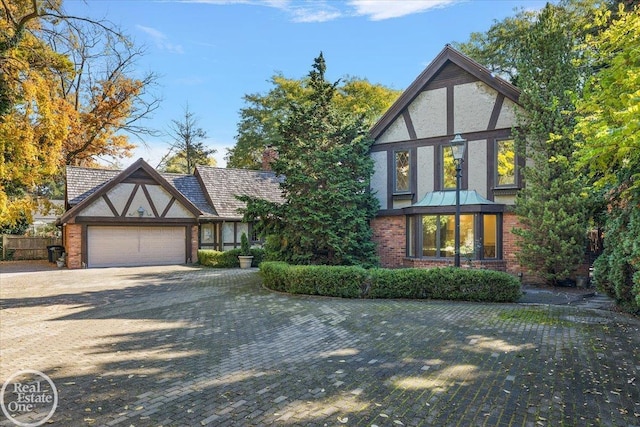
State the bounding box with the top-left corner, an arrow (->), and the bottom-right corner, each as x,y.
47,245 -> 65,263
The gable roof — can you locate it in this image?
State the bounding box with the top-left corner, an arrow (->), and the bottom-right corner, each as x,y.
369,45 -> 520,140
63,159 -> 284,222
195,166 -> 284,219
60,158 -> 203,224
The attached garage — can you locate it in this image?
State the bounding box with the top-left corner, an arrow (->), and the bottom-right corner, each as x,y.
87,226 -> 186,267
59,159 -> 202,269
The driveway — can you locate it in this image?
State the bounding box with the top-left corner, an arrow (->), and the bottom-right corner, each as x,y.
0,265 -> 638,426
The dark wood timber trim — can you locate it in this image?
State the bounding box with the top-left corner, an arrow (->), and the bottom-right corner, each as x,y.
58,158 -> 202,225
487,93 -> 504,130
446,86 -> 454,136
121,184 -> 140,218
161,197 -> 176,218
387,151 -> 394,209
403,110 -> 417,140
410,147 -> 418,203
487,138 -> 496,201
141,184 -> 160,218
370,128 -> 513,152
369,45 -> 520,140
76,216 -> 196,225
102,195 -> 119,217
81,224 -> 88,267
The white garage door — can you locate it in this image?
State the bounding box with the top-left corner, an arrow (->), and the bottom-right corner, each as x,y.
88,226 -> 186,267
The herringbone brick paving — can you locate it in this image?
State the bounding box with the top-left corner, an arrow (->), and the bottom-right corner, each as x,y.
0,265 -> 638,426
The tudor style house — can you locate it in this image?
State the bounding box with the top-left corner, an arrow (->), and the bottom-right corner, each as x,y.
369,45 -> 523,273
58,158 -> 282,268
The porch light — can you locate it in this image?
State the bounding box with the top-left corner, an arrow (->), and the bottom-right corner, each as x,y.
449,134 -> 467,268
137,206 -> 145,218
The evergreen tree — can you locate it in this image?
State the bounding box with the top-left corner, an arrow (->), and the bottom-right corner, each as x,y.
512,4 -> 588,285
239,53 -> 379,267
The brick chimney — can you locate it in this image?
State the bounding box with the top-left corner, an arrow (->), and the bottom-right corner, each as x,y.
262,145 -> 278,171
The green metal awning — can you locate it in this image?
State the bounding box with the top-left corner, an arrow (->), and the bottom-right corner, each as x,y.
413,190 -> 496,207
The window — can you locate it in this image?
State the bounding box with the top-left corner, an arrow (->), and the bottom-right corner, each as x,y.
496,139 -> 516,186
394,150 -> 410,193
483,214 -> 498,258
442,146 -> 457,190
422,214 -> 474,257
410,213 -> 501,260
201,223 -> 215,244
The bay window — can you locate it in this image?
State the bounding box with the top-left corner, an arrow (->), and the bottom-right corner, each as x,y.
408,213 -> 501,260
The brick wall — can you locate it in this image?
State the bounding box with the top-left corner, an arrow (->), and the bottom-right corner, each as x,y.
502,211 -> 522,275
374,212 -> 522,273
64,224 -> 83,269
371,216 -> 406,268
403,257 -> 507,272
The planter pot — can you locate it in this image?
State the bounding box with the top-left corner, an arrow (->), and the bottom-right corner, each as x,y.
238,255 -> 254,269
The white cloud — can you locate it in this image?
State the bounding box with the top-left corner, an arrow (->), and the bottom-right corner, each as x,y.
289,7 -> 342,23
174,0 -> 455,23
348,0 -> 458,20
175,0 -> 343,22
136,25 -> 185,54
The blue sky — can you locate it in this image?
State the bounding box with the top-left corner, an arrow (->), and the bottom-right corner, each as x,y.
64,0 -> 548,169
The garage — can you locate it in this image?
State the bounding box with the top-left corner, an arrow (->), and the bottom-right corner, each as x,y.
88,226 -> 186,267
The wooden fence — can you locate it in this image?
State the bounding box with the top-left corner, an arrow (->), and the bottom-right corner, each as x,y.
1,235 -> 62,260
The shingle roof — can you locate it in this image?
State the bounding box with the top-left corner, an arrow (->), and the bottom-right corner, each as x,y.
65,162 -> 283,220
66,166 -> 119,206
160,173 -> 217,217
196,166 -> 284,219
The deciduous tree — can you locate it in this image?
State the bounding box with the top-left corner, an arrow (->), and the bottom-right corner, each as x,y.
574,4 -> 640,312
226,73 -> 400,169
0,0 -> 159,226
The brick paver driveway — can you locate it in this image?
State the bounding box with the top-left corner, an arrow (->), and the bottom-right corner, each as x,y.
1,265 -> 639,426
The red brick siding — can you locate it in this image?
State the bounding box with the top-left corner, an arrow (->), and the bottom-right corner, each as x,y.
64,224 -> 83,269
403,257 -> 507,272
502,211 -> 522,275
371,216 -> 406,268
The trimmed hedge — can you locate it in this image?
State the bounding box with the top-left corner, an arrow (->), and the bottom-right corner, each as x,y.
260,262 -> 522,302
197,248 -> 264,268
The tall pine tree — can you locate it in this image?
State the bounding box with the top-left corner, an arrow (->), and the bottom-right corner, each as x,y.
239,53 -> 379,267
513,4 -> 588,285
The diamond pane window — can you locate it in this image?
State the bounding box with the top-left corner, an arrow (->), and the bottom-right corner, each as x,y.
395,151 -> 410,192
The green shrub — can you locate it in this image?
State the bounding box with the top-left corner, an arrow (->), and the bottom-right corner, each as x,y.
259,262 -> 522,302
259,261 -> 290,292
197,248 -> 265,268
368,268 -> 427,299
591,206 -> 640,314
